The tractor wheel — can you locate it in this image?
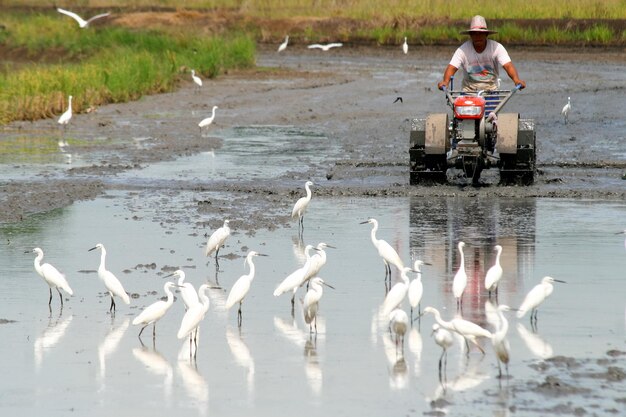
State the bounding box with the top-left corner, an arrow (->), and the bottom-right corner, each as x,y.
409,114 -> 449,185
497,114 -> 536,185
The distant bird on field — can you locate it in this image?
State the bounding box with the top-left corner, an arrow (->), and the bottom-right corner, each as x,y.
57,8 -> 110,28
561,97 -> 571,124
191,70 -> 203,91
278,36 -> 289,52
58,95 -> 73,128
402,37 -> 408,54
199,105 -> 218,132
307,43 -> 343,51
393,97 -> 403,104
205,219 -> 230,267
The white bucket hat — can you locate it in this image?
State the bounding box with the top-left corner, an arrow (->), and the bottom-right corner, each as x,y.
461,15 -> 498,34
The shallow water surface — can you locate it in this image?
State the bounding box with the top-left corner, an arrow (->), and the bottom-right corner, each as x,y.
0,192 -> 624,417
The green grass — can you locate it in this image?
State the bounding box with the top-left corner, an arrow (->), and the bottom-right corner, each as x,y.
0,12 -> 255,124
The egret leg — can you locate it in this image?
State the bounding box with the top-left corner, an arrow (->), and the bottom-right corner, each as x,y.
215,248 -> 220,270
237,303 -> 243,327
314,317 -> 317,334
138,325 -> 147,339
109,295 -> 116,313
290,292 -> 296,317
152,323 -> 156,340
497,359 -> 502,379
438,349 -> 445,382
48,288 -> 53,306
57,288 -> 64,306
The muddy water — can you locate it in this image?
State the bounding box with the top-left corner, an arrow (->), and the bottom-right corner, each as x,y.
1,47 -> 625,416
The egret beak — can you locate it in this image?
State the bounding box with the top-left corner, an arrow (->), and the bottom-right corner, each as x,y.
88,246 -> 98,252
325,244 -> 337,249
359,220 -> 370,224
554,279 -> 566,283
163,272 -> 176,279
423,262 -> 433,266
257,253 -> 269,257
322,282 -> 335,290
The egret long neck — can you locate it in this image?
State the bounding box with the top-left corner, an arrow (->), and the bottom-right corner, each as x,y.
459,246 -> 465,269
369,222 -> 379,246
99,249 -> 107,272
496,311 -> 509,339
164,286 -> 175,305
246,257 -> 256,282
34,253 -> 43,274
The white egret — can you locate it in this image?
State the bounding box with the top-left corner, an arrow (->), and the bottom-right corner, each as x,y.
452,241 -> 467,310
57,95 -> 73,128
408,260 -> 427,319
191,69 -> 203,91
204,219 -> 230,266
389,308 -> 409,347
492,304 -> 512,378
516,276 -> 566,326
198,105 -> 218,131
226,251 -> 267,327
402,37 -> 408,54
274,245 -> 315,310
277,35 -> 289,52
381,266 -> 413,317
56,8 -> 110,28
307,43 -> 343,51
291,180 -> 314,236
303,277 -> 334,333
132,282 -> 177,340
360,218 -> 405,284
561,96 -> 571,124
88,243 -> 130,312
431,323 -> 454,381
484,245 -> 503,299
423,306 -> 492,354
177,284 -> 211,357
302,242 -> 334,285
30,247 -> 74,307
165,269 -> 197,310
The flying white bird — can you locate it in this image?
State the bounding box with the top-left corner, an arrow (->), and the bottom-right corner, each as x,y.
132,282 -> 177,340
225,251 -> 267,327
484,245 -> 503,298
452,241 -> 467,310
204,219 -> 230,265
198,105 -> 218,131
517,276 -> 566,324
191,69 -> 202,90
88,243 -> 130,312
402,37 -> 408,54
561,96 -> 571,124
277,35 -> 289,52
57,8 -> 110,28
302,277 -> 334,333
307,43 -> 343,51
57,95 -> 73,127
30,247 -> 74,307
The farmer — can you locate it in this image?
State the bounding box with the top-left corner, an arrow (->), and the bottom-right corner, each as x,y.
437,15 -> 526,92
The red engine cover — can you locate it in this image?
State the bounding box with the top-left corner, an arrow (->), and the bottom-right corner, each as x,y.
453,96 -> 486,119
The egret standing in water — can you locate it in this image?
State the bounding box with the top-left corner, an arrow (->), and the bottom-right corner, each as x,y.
517,276 -> 566,327
360,218 -> 405,288
484,245 -> 503,299
402,37 -> 408,54
165,269 -> 198,311
301,242 -> 334,286
205,219 -> 230,268
191,70 -> 202,92
452,242 -> 467,311
423,306 -> 492,354
277,35 -> 289,52
198,105 -> 218,133
389,308 -> 410,347
381,266 -> 413,317
225,251 -> 267,327
57,95 -> 73,129
561,97 -> 571,124
30,247 -> 74,308
431,323 -> 454,381
492,304 -> 512,378
408,260 -> 428,320
274,245 -> 315,313
303,277 -> 334,334
132,282 -> 177,341
88,243 -> 130,313
178,284 -> 211,358
292,180 -> 314,237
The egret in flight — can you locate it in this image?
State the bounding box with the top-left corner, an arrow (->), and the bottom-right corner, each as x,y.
452,241 -> 467,311
303,277 -> 334,334
517,276 -> 566,327
88,243 -> 130,313
484,245 -> 503,299
225,251 -> 267,327
132,282 -> 177,341
205,219 -> 230,267
307,43 -> 343,51
57,8 -> 110,28
277,36 -> 289,52
292,180 -> 314,237
360,218 -> 404,287
30,247 -> 73,307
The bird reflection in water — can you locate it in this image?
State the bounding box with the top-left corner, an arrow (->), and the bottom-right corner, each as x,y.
516,323 -> 553,359
132,344 -> 173,405
34,313 -> 73,371
177,351 -> 209,417
382,332 -> 408,390
304,337 -> 322,396
407,327 -> 423,377
98,317 -> 130,382
226,327 -> 255,395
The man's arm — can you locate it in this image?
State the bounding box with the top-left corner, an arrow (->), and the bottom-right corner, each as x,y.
437,64 -> 458,90
502,62 -> 526,89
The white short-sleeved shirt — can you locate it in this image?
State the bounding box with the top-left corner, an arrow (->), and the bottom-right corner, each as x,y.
449,39 -> 511,92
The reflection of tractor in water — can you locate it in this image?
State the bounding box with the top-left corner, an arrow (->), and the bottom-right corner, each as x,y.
410,85 -> 536,185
